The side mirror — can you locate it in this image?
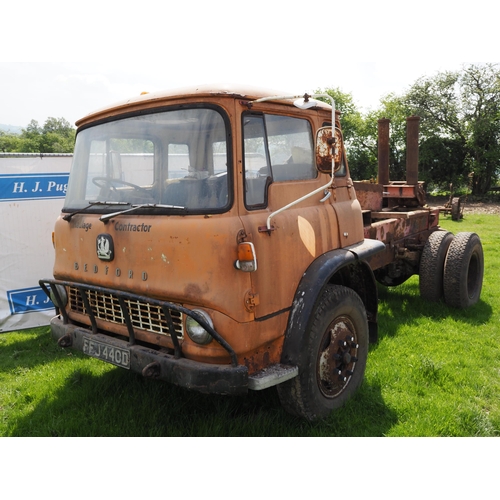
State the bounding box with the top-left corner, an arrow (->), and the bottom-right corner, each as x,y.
315,126 -> 344,174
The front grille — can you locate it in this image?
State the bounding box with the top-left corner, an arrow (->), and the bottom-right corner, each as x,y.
68,287 -> 184,339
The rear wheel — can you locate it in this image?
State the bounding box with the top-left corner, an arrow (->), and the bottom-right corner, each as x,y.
419,230 -> 454,302
443,232 -> 484,308
277,285 -> 368,421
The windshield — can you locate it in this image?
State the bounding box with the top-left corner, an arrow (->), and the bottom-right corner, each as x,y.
64,106 -> 231,214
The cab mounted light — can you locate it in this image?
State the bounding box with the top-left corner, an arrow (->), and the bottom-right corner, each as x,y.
49,284 -> 68,310
235,242 -> 257,272
186,309 -> 214,345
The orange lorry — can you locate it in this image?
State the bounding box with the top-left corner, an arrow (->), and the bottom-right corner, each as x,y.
40,85 -> 484,420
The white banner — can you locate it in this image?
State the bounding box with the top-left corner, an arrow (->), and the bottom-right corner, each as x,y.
0,153 -> 72,332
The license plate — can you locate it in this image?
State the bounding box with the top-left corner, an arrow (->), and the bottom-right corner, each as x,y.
82,336 -> 130,369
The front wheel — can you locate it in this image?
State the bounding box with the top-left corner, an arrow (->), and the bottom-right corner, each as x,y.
277,285 -> 369,421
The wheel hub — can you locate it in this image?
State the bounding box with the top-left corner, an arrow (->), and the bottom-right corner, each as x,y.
317,316 -> 358,398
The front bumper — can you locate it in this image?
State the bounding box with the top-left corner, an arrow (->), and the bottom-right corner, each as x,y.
50,316 -> 249,395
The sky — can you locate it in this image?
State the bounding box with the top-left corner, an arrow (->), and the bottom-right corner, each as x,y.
1,1 -> 498,129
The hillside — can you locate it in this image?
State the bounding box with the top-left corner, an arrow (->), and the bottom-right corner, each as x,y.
0,124 -> 22,134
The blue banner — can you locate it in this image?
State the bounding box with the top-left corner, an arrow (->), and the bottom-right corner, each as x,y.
7,286 -> 55,315
0,173 -> 69,201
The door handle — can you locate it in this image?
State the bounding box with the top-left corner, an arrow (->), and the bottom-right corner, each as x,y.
320,189 -> 331,202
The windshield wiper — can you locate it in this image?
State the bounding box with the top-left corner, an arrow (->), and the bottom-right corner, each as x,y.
62,201 -> 129,222
99,203 -> 186,223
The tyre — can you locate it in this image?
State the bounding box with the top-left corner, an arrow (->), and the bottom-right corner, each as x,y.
277,285 -> 368,421
419,230 -> 454,302
451,197 -> 461,221
443,232 -> 484,308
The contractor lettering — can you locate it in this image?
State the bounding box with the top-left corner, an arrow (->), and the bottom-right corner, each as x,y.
114,222 -> 152,233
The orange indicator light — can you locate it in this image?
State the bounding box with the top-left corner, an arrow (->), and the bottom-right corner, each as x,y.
235,242 -> 257,272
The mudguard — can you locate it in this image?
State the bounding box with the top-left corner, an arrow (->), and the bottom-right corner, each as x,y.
281,239 -> 385,366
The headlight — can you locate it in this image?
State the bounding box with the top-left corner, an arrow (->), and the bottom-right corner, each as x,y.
49,284 -> 68,309
186,309 -> 213,345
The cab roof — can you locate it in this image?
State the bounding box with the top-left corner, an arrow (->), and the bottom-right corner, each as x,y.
75,84 -> 332,127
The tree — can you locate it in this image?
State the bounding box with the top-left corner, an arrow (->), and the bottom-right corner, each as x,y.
18,120 -> 42,152
23,117 -> 76,153
418,135 -> 467,187
403,64 -> 500,195
0,117 -> 76,153
42,117 -> 74,136
0,130 -> 22,152
317,87 -> 431,183
375,94 -> 415,182
321,65 -> 500,194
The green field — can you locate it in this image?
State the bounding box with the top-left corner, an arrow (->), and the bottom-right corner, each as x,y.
1,214 -> 499,437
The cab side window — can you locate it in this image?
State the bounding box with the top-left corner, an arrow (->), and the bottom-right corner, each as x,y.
265,114 -> 316,182
242,113 -> 315,208
243,115 -> 271,207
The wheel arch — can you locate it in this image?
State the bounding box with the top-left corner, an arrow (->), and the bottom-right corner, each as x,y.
281,239 -> 384,367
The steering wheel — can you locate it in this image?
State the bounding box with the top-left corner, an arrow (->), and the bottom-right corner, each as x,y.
92,176 -> 151,197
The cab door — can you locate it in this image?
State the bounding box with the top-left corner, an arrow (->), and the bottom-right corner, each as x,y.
236,107 -> 341,319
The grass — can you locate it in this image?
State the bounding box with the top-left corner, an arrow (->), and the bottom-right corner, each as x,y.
1,213 -> 499,437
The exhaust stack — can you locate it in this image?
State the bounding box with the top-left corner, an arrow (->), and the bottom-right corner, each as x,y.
377,118 -> 390,186
406,116 -> 420,185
